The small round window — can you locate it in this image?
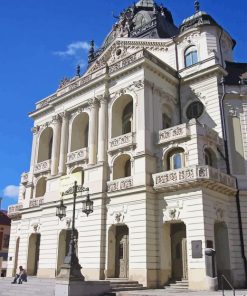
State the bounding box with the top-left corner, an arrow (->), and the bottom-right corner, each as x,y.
186,101 -> 204,120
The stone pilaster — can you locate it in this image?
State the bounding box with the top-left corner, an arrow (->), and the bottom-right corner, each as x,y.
98,96 -> 108,162
58,112 -> 69,175
51,115 -> 62,176
88,98 -> 99,165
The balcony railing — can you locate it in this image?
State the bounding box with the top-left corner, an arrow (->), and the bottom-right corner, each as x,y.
29,198 -> 44,208
21,172 -> 29,184
67,148 -> 88,164
8,203 -> 23,218
34,160 -> 51,174
109,133 -> 135,152
153,165 -> 236,194
107,177 -> 134,192
159,123 -> 190,144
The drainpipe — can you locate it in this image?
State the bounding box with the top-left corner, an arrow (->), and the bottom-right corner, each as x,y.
219,28 -> 224,67
173,36 -> 182,124
219,78 -> 247,287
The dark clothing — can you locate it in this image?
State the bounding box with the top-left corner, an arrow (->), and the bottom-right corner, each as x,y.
12,270 -> 27,284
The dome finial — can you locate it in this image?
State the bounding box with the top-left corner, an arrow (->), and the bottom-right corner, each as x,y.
194,0 -> 200,13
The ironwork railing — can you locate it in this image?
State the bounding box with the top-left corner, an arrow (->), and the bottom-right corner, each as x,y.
221,274 -> 235,296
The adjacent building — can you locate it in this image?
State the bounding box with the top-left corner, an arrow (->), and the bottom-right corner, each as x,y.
7,0 -> 247,291
0,198 -> 11,277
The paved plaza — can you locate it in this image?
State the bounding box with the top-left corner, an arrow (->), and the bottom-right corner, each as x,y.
114,290 -> 247,296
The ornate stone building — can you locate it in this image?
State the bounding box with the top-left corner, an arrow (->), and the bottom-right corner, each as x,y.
7,0 -> 247,291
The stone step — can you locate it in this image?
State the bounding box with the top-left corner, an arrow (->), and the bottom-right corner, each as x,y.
106,278 -> 144,292
164,279 -> 189,290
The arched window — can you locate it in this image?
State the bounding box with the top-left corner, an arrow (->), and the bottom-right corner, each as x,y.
204,148 -> 217,168
167,148 -> 185,170
70,113 -> 89,152
185,46 -> 198,67
37,127 -> 53,163
113,154 -> 132,180
122,102 -> 133,134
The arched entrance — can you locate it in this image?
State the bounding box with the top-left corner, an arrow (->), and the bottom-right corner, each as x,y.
13,237 -> 20,276
170,222 -> 187,280
107,225 -> 129,278
56,229 -> 78,275
214,222 -> 231,281
27,233 -> 40,276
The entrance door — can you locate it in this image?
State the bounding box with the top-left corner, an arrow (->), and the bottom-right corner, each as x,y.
115,226 -> 129,278
171,223 -> 187,280
27,233 -> 40,276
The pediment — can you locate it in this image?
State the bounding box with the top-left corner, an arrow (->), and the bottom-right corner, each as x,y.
84,38 -> 171,76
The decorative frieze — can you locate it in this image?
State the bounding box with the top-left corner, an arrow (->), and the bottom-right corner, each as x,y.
159,123 -> 190,144
109,50 -> 144,74
29,198 -> 44,208
34,160 -> 51,174
153,165 -> 236,194
67,148 -> 88,164
107,177 -> 133,192
109,133 -> 135,152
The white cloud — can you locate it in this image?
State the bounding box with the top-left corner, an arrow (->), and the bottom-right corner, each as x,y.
3,185 -> 19,199
54,41 -> 90,57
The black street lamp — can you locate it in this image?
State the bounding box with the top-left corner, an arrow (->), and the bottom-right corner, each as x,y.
56,181 -> 93,280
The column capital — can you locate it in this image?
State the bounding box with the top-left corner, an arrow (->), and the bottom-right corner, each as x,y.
88,97 -> 99,109
97,94 -> 108,105
32,125 -> 40,135
59,111 -> 69,120
52,114 -> 62,125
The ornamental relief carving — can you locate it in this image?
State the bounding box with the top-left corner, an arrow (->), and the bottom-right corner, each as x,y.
214,202 -> 225,221
30,221 -> 41,233
163,200 -> 184,223
111,79 -> 144,99
107,204 -> 128,224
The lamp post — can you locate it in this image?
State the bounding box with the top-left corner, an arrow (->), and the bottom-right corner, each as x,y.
56,181 -> 93,280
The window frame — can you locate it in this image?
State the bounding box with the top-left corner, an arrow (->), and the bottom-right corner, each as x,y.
184,45 -> 198,68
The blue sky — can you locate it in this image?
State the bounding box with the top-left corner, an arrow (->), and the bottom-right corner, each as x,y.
0,0 -> 246,210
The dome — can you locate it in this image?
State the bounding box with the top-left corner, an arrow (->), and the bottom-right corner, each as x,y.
88,1 -> 178,64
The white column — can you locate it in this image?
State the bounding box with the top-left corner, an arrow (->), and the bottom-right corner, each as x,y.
28,126 -> 40,182
51,115 -> 62,176
88,98 -> 99,165
58,112 -> 69,175
98,96 -> 108,162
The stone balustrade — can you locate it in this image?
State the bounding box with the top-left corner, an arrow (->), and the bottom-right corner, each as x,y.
109,133 -> 135,152
107,177 -> 134,192
21,172 -> 29,184
8,203 -> 23,219
67,148 -> 88,164
34,160 -> 51,174
29,198 -> 44,208
159,123 -> 190,144
153,165 -> 236,194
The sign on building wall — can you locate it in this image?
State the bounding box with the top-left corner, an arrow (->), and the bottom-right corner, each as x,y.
59,172 -> 82,196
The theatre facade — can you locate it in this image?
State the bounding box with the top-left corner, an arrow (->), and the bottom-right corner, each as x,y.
7,0 -> 247,291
